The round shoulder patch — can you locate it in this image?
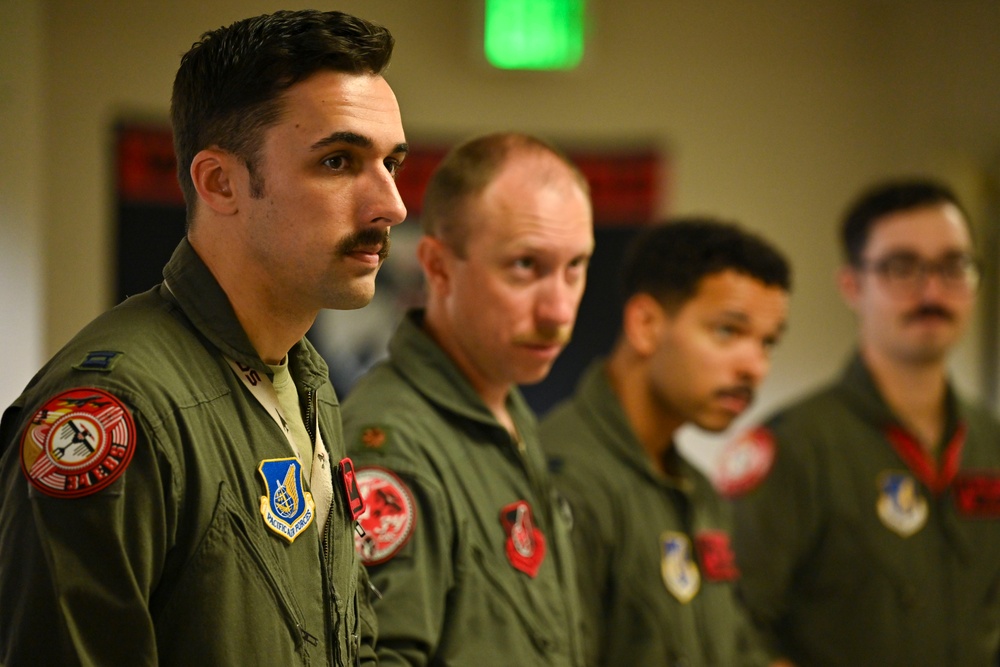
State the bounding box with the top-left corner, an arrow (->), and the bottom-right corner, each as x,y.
713,426 -> 776,498
20,387 -> 137,498
354,467 -> 416,565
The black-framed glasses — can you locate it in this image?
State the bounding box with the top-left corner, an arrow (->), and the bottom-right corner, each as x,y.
857,252 -> 980,295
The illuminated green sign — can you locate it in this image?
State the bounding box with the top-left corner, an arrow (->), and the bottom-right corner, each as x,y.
485,0 -> 585,70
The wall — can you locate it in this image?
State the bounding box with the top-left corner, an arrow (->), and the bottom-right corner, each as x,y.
6,0 -> 1000,424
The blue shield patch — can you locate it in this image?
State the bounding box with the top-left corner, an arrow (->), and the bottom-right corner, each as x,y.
258,458 -> 315,543
661,531 -> 701,603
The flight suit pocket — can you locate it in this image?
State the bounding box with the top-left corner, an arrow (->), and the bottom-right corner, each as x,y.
154,483 -> 310,665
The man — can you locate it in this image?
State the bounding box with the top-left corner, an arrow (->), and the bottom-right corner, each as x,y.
0,10 -> 407,665
728,179 -> 1000,667
540,218 -> 792,667
342,132 -> 593,666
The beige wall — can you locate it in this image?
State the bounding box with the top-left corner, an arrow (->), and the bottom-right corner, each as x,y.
4,0 -> 1000,417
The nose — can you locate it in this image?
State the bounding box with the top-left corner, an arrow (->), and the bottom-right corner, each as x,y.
737,342 -> 771,387
536,274 -> 582,331
366,167 -> 407,228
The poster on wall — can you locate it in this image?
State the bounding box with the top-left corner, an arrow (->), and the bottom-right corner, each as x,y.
115,122 -> 667,411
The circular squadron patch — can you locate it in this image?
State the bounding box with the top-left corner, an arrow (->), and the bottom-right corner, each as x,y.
20,387 -> 136,498
714,426 -> 777,497
354,467 -> 416,565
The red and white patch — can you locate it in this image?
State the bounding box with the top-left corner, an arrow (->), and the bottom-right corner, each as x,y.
500,500 -> 546,578
19,387 -> 136,498
714,426 -> 776,498
694,530 -> 740,581
353,467 -> 416,565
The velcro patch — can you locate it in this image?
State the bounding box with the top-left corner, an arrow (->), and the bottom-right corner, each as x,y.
500,500 -> 546,578
953,473 -> 1000,517
714,426 -> 776,497
694,530 -> 740,581
20,387 -> 136,498
354,467 -> 416,565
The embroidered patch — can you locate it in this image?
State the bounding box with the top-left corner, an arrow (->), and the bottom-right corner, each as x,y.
20,387 -> 136,498
360,426 -> 388,449
339,457 -> 365,521
354,467 -> 416,565
72,351 -> 124,372
661,531 -> 701,603
953,473 -> 1000,517
714,426 -> 777,497
258,458 -> 315,543
876,471 -> 928,538
694,530 -> 740,581
500,500 -> 546,578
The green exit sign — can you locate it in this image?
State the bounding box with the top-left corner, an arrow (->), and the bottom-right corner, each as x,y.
485,0 -> 585,70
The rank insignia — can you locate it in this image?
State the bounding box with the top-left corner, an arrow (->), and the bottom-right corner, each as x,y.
694,530 -> 740,581
876,471 -> 928,538
354,467 -> 415,565
20,387 -> 136,498
258,458 -> 315,543
360,426 -> 388,449
714,426 -> 776,498
661,531 -> 701,603
500,500 -> 546,578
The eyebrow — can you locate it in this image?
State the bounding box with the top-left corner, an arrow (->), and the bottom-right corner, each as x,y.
310,131 -> 409,157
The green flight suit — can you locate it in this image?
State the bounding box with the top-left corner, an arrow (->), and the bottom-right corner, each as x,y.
342,310 -> 584,667
0,238 -> 376,666
540,360 -> 771,667
731,354 -> 1000,667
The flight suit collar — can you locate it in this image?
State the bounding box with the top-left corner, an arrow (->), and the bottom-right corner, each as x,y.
573,359 -> 695,493
159,238 -> 328,388
838,350 -> 962,449
387,310 -> 535,433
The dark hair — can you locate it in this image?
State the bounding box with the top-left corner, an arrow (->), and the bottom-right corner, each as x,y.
420,132 -> 589,257
170,10 -> 394,219
622,217 -> 791,311
840,178 -> 970,266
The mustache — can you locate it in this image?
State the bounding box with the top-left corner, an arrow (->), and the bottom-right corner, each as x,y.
904,304 -> 955,323
715,385 -> 755,405
336,227 -> 391,260
512,329 -> 573,347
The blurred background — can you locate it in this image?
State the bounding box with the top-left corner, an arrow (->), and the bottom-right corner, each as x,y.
3,0 -> 999,468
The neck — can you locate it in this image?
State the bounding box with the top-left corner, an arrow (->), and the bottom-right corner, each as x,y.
606,347 -> 682,475
190,232 -> 315,365
862,345 -> 948,451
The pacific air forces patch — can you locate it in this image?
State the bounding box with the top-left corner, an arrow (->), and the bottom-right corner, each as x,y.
20,387 -> 136,498
258,458 -> 315,543
714,426 -> 777,497
876,470 -> 928,537
354,467 -> 416,565
661,531 -> 701,603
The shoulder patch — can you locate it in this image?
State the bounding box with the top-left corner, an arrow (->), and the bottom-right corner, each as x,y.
20,387 -> 137,498
714,426 -> 776,498
354,467 -> 416,565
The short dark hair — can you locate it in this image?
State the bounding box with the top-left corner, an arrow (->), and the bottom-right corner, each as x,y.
840,178 -> 970,266
622,217 -> 791,312
171,10 -> 395,220
420,132 -> 589,257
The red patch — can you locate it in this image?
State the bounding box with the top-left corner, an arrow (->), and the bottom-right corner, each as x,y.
714,427 -> 776,497
694,530 -> 740,581
500,501 -> 546,578
953,473 -> 1000,517
354,467 -> 416,565
360,427 -> 387,449
19,388 -> 136,498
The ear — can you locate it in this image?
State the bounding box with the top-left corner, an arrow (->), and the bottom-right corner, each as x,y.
837,264 -> 861,310
621,293 -> 666,358
190,148 -> 241,216
417,235 -> 454,295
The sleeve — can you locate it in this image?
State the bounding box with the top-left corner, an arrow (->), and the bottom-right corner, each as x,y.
349,434 -> 455,667
0,396 -> 173,667
728,422 -> 823,661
